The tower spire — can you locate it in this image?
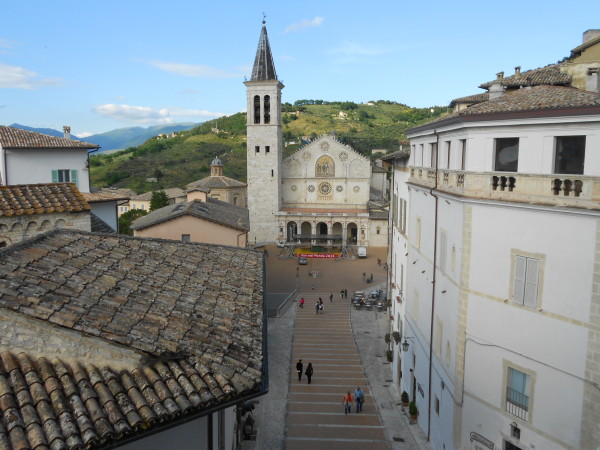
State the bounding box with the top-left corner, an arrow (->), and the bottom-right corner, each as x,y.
251,18 -> 277,81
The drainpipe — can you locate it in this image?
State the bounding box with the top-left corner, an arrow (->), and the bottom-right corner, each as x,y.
427,129 -> 440,441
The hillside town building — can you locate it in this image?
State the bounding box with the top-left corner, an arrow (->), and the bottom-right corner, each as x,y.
387,30 -> 600,450
245,22 -> 388,248
131,188 -> 249,247
0,230 -> 266,449
186,156 -> 247,207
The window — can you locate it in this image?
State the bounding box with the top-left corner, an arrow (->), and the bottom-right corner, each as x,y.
264,95 -> 271,124
513,255 -> 540,308
506,367 -> 530,421
255,146 -> 260,153
434,317 -> 442,357
445,141 -> 451,169
253,95 -> 260,124
495,138 -> 519,172
181,234 -> 191,243
51,169 -> 78,187
419,144 -> 424,166
434,396 -> 440,415
430,143 -> 437,168
460,139 -> 467,170
266,146 -> 270,153
554,136 -> 585,174
415,217 -> 421,249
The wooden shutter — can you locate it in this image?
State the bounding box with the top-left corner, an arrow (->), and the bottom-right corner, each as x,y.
51,170 -> 58,183
513,256 -> 526,305
70,170 -> 78,187
439,231 -> 447,271
524,258 -> 539,308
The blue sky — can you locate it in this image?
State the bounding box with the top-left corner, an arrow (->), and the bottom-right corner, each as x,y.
1,0 -> 598,136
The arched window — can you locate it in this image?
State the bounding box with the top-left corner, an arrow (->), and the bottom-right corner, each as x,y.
253,95 -> 261,124
264,95 -> 270,124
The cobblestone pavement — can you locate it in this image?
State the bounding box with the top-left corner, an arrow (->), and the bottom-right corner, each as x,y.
243,247 -> 432,450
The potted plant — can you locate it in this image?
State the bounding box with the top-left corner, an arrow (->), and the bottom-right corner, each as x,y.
409,401 -> 418,421
386,350 -> 393,362
392,331 -> 401,344
401,391 -> 409,407
384,333 -> 391,344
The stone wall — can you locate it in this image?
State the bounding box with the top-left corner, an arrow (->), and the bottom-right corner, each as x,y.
0,211 -> 91,247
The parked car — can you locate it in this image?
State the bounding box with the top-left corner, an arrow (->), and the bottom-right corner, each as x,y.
298,257 -> 308,265
357,246 -> 367,258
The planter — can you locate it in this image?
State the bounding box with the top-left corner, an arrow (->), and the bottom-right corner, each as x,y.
400,391 -> 409,406
392,331 -> 401,345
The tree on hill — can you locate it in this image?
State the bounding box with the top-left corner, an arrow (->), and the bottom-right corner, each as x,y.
119,209 -> 148,236
150,191 -> 170,211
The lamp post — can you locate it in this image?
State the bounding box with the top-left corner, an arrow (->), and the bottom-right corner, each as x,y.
400,336 -> 415,352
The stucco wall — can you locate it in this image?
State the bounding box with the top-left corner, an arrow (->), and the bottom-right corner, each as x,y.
134,215 -> 247,247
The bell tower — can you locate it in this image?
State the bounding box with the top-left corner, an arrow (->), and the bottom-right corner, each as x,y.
245,19 -> 284,244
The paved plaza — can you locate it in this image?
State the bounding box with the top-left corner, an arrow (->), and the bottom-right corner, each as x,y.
243,246 -> 432,450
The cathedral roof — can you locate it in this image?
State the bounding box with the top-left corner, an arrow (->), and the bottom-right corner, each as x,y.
187,176 -> 246,190
211,156 -> 223,167
251,22 -> 277,81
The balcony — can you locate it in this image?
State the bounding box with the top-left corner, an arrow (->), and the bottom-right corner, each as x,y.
409,166 -> 600,209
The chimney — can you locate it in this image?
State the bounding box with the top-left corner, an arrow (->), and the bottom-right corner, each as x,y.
515,66 -> 521,76
496,71 -> 504,80
63,126 -> 71,139
489,83 -> 505,100
583,29 -> 600,44
587,67 -> 600,93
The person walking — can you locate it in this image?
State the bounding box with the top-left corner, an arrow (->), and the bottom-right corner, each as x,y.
296,360 -> 303,381
342,391 -> 354,415
354,386 -> 364,412
305,363 -> 313,384
315,301 -> 320,314
362,273 -> 366,283
340,289 -> 344,299
344,288 -> 348,298
299,297 -> 305,309
329,293 -> 333,302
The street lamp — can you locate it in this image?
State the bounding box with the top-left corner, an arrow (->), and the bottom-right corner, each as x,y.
401,336 -> 415,352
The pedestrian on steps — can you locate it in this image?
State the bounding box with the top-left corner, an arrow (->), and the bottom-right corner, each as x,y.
343,391 -> 354,414
305,363 -> 313,384
296,360 -> 303,381
299,297 -> 305,308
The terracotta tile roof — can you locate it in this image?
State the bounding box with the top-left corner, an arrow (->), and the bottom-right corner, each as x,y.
131,198 -> 249,232
0,230 -> 265,448
90,213 -> 116,233
0,183 -> 90,217
408,85 -> 600,133
83,191 -> 130,203
449,92 -> 490,107
187,176 -> 246,190
0,126 -> 99,150
479,64 -> 571,90
130,188 -> 186,202
571,34 -> 600,56
380,148 -> 410,161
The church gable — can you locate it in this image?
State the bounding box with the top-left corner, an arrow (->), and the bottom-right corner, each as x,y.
282,135 -> 370,179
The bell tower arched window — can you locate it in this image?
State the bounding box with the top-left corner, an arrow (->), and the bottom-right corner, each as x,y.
264,95 -> 271,124
253,95 -> 261,124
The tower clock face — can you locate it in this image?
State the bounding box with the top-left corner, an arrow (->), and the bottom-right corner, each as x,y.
318,182 -> 332,195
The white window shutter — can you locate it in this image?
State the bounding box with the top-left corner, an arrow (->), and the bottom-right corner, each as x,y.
524,258 -> 539,308
514,256 -> 526,305
51,170 -> 58,183
439,231 -> 447,271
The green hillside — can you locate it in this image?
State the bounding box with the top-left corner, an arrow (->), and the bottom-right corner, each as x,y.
90,100 -> 448,193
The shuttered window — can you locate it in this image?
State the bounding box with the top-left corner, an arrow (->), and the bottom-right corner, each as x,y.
513,256 -> 539,308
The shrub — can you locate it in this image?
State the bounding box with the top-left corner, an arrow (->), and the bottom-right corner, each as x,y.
409,401 -> 418,417
384,333 -> 391,343
401,391 -> 409,404
386,350 -> 393,362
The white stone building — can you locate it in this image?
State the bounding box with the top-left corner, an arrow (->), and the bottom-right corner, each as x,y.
395,82 -> 600,450
245,23 -> 388,248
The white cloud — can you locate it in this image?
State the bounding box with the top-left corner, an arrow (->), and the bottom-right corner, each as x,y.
148,61 -> 237,78
284,17 -> 324,33
77,131 -> 93,138
0,62 -> 61,89
92,103 -> 224,124
0,39 -> 18,54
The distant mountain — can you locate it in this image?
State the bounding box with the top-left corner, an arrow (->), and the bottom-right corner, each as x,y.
8,123 -> 200,152
85,124 -> 200,152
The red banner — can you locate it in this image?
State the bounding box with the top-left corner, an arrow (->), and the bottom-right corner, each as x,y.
299,253 -> 341,259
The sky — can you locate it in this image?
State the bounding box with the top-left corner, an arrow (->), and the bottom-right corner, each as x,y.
1,0 -> 599,137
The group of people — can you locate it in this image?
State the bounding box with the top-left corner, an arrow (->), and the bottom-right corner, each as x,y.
362,272 -> 374,283
297,359 -> 365,414
296,359 -> 313,384
315,298 -> 324,314
342,387 -> 365,414
339,288 -> 348,298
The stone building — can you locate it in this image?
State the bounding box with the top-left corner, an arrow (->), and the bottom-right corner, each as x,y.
0,230 -> 266,449
245,22 -> 388,248
186,156 -> 247,207
0,183 -> 91,247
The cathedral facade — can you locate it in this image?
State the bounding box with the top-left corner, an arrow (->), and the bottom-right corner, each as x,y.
245,22 -> 388,248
